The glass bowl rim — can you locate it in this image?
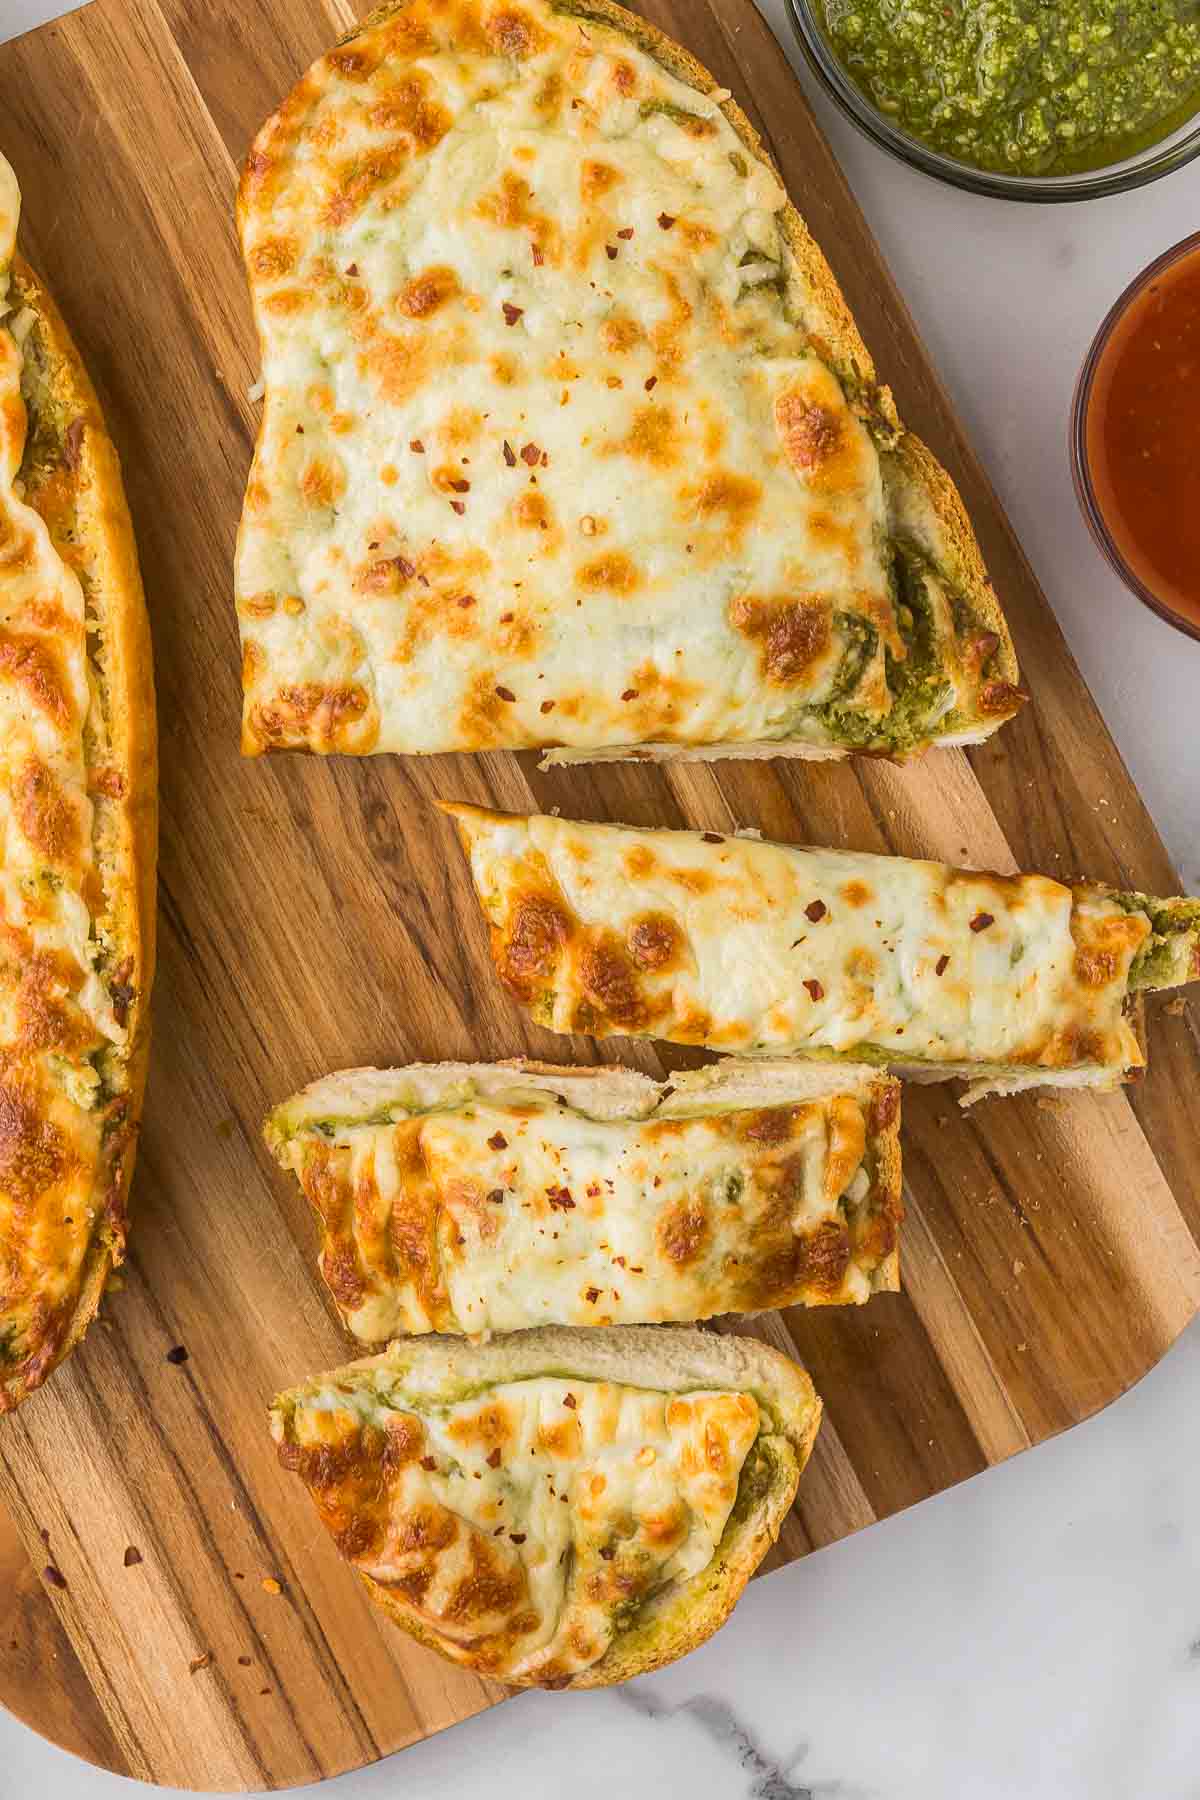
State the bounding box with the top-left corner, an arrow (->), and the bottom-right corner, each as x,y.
784,0 -> 1200,202
1070,232 -> 1200,644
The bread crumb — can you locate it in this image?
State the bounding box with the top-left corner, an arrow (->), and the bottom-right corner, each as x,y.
261,1577 -> 283,1596
188,1652 -> 212,1675
1013,1259 -> 1025,1276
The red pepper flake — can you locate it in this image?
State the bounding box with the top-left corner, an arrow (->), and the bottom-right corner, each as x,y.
547,1186 -> 575,1211
43,1566 -> 67,1590
487,1189 -> 507,1208
488,1132 -> 508,1151
123,1546 -> 143,1568
510,1533 -> 527,1545
644,375 -> 658,391
420,1456 -> 437,1471
563,1392 -> 578,1409
486,1448 -> 502,1469
409,438 -> 425,453
189,1652 -> 212,1675
259,1688 -> 273,1697
970,912 -> 995,933
495,685 -> 516,702
238,1656 -> 253,1667
503,302 -> 524,326
585,1287 -> 601,1304
805,900 -> 827,922
657,212 -> 676,229
599,1545 -> 616,1561
345,262 -> 359,276
450,500 -> 466,515
702,832 -> 723,843
540,698 -> 556,713
500,610 -> 515,623
503,440 -> 517,466
395,555 -> 417,579
803,979 -> 825,1002
450,477 -> 470,493
935,954 -> 950,976
613,1255 -> 626,1267
520,442 -> 542,465
617,227 -> 634,240
605,244 -> 618,260
456,593 -> 476,609
532,243 -> 545,266
621,688 -> 639,701
166,1345 -> 189,1365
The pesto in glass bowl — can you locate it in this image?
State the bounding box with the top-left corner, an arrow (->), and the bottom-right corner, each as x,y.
787,0 -> 1200,199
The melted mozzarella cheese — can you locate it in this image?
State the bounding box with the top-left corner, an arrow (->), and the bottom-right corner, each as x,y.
279,1371 -> 759,1681
0,155 -> 125,1389
272,1067 -> 897,1340
235,0 -> 963,759
449,807 -> 1151,1090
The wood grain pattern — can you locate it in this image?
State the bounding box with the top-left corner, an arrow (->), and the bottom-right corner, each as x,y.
0,0 -> 1197,1788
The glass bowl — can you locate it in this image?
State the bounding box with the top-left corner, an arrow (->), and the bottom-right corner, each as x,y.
1070,232 -> 1200,644
785,0 -> 1200,202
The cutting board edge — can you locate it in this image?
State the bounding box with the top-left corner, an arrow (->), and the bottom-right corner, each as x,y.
3,1294 -> 1198,1793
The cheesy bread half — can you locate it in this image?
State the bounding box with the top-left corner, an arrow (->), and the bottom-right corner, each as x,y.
0,155 -> 156,1410
236,0 -> 1020,763
271,1324 -> 819,1686
266,1058 -> 903,1341
446,805 -> 1200,1104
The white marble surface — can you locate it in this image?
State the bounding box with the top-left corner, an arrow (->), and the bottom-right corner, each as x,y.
2,0 -> 1199,1795
0,0 -> 90,47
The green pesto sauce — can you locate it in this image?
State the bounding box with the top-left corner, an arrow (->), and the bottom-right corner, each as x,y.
818,0 -> 1200,175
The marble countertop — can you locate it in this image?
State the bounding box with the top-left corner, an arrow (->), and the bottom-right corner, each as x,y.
3,1 -> 1198,1795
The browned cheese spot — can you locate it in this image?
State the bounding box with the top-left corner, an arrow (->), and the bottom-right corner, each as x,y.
576,551 -> 640,595
0,632 -> 72,729
365,73 -> 451,150
728,594 -> 832,687
578,932 -> 646,1029
501,892 -> 574,1000
775,391 -> 843,473
626,913 -> 683,972
249,236 -> 298,281
397,265 -> 461,319
486,6 -> 545,58
657,1194 -> 709,1267
0,1080 -> 71,1205
613,404 -> 681,469
300,456 -> 346,509
12,760 -> 78,866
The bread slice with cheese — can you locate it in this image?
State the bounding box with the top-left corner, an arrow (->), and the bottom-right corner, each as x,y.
0,154 -> 156,1410
444,804 -> 1198,1105
271,1324 -> 820,1687
265,1057 -> 903,1341
236,0 -> 1020,764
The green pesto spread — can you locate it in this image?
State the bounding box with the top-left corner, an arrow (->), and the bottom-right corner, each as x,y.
817,0 -> 1200,175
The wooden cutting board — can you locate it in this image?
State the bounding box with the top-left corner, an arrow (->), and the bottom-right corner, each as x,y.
0,0 -> 1197,1789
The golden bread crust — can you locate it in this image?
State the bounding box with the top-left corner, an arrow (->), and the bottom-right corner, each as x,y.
0,246 -> 156,1410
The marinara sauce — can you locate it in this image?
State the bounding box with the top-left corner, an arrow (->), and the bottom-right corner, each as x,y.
1083,236 -> 1200,637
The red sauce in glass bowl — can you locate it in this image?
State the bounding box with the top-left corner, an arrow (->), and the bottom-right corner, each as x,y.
1080,235 -> 1200,638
